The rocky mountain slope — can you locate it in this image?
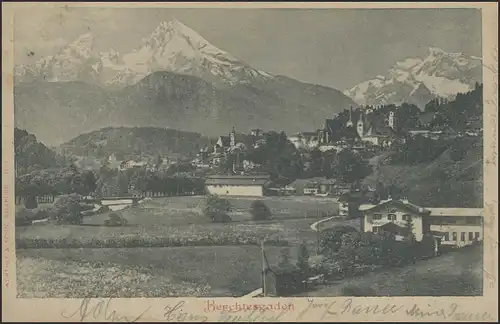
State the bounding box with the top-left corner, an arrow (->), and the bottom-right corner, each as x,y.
14,20 -> 355,146
345,47 -> 482,108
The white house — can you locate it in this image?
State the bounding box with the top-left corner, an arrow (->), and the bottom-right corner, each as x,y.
119,160 -> 147,171
425,208 -> 483,247
359,198 -> 483,247
205,174 -> 271,197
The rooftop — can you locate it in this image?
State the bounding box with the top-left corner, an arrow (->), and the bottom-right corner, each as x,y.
359,199 -> 430,216
359,199 -> 484,217
427,208 -> 484,217
205,174 -> 271,186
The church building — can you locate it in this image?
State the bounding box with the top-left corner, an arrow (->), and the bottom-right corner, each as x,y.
355,110 -> 397,147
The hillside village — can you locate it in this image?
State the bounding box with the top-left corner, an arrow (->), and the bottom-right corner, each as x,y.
12,15 -> 487,300
16,83 -> 484,225
14,84 -> 485,297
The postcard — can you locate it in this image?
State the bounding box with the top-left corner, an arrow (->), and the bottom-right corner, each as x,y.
2,2 -> 498,322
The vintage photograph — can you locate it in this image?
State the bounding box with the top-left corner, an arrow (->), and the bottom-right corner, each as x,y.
12,7 -> 485,299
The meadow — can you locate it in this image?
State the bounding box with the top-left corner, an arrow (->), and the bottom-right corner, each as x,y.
17,245 -> 296,298
16,195 -> 343,248
16,195 -> 348,297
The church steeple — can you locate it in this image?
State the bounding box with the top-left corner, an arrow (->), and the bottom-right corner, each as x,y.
346,106 -> 354,127
388,111 -> 395,129
357,110 -> 365,139
230,126 -> 236,148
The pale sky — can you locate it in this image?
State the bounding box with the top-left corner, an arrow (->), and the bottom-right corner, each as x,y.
14,7 -> 482,90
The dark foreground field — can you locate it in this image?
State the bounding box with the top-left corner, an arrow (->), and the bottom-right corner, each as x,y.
295,244 -> 483,297
15,196 -> 349,298
16,245 -> 297,298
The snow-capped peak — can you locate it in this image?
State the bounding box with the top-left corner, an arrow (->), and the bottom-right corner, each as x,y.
64,32 -> 94,59
15,20 -> 273,87
108,19 -> 271,86
344,47 -> 482,108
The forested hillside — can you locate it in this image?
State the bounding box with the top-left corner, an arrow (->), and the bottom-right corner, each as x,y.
61,126 -> 213,160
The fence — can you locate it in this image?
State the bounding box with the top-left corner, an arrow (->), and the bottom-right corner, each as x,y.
142,191 -> 200,198
15,195 -> 55,205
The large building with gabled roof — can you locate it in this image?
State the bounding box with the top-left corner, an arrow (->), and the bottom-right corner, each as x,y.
205,174 -> 271,197
359,198 -> 483,248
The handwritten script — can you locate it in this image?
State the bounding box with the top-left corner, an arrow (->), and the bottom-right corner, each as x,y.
164,301 -> 209,322
296,298 -> 495,321
61,298 -> 151,322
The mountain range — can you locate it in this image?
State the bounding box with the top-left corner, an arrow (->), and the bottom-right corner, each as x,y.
344,47 -> 482,108
14,20 -> 481,146
14,20 -> 355,146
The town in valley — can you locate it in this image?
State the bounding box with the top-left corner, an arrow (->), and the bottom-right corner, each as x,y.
13,7 -> 484,298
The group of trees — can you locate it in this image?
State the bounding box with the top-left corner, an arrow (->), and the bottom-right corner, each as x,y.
203,196 -> 273,223
218,130 -> 372,187
14,128 -> 62,175
96,166 -> 204,197
16,164 -> 97,199
318,227 -> 437,279
61,126 -> 211,160
391,135 -> 453,165
424,83 -> 483,131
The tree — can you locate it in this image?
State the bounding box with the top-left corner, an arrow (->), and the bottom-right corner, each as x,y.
296,242 -> 310,278
24,194 -> 38,209
156,154 -> 163,167
424,98 -> 440,113
116,171 -> 130,196
82,170 -> 97,195
396,103 -> 421,131
249,200 -> 272,221
334,150 -> 372,185
52,193 -> 83,225
203,195 -> 232,223
404,218 -> 417,264
246,131 -> 303,184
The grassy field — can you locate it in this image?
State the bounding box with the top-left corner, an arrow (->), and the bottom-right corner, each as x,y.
295,244 -> 483,297
17,245 -> 298,298
15,195 -> 351,297
16,196 -> 342,248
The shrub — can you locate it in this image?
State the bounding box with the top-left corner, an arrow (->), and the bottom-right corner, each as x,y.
277,247 -> 296,272
80,203 -> 95,211
320,225 -> 358,254
296,242 -> 310,278
15,208 -> 52,226
52,193 -> 83,225
16,209 -> 36,226
416,232 -> 437,259
24,195 -> 38,209
203,195 -> 232,223
249,200 -> 272,221
318,231 -> 417,279
104,212 -> 128,227
34,209 -> 51,220
341,284 -> 378,296
275,268 -> 306,296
